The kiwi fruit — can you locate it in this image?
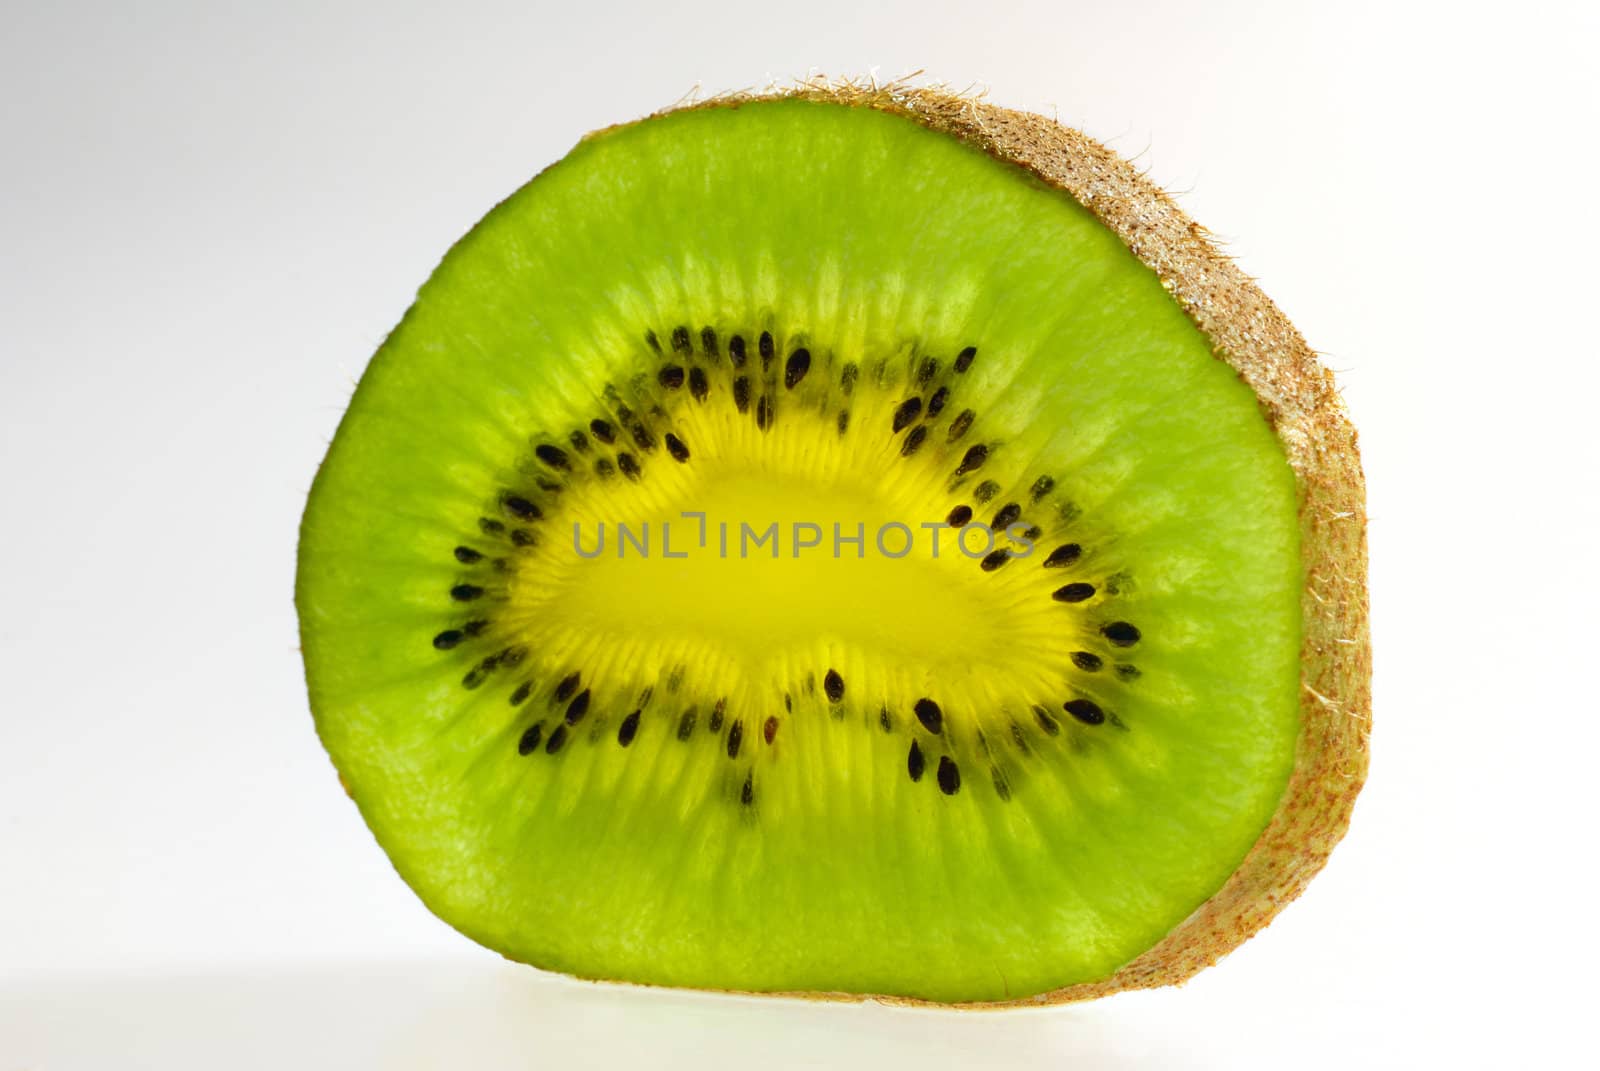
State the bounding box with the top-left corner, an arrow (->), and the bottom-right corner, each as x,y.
295,82 -> 1369,1006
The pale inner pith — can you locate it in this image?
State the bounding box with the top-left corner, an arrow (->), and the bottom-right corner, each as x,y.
491,349 -> 1096,723
516,469 -> 1057,683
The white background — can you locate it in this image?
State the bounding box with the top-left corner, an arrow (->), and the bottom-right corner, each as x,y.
3,1 -> 1597,1067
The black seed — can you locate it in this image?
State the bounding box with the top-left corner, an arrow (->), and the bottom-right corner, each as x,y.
1030,475 -> 1055,501
784,693 -> 792,713
614,401 -> 634,421
992,769 -> 1011,801
1044,544 -> 1082,568
824,669 -> 845,703
927,386 -> 949,418
758,330 -> 775,368
914,698 -> 943,734
756,395 -> 773,431
510,529 -> 535,547
454,546 -> 483,564
1022,525 -> 1042,541
728,334 -> 747,367
462,620 -> 488,637
727,720 -> 743,758
1010,722 -> 1030,753
510,682 -> 532,705
741,773 -> 754,806
461,662 -> 491,689
517,723 -> 543,755
688,367 -> 709,401
502,495 -> 539,521
900,425 -> 927,457
670,325 -> 691,354
974,480 -> 1000,504
1065,699 -> 1106,726
709,698 -> 726,732
676,708 -> 697,740
837,410 -> 850,435
535,444 -> 570,471
451,584 -> 484,601
700,326 -> 719,358
555,673 -> 581,703
644,330 -> 662,353
948,409 -> 975,441
432,629 -> 464,650
568,429 -> 590,453
763,716 -> 778,744
733,376 -> 751,413
892,397 -> 923,432
1103,622 -> 1142,647
954,346 -> 977,373
908,741 -> 926,781
545,725 -> 567,754
662,433 -> 690,462
1115,663 -> 1142,681
947,504 -> 973,526
630,421 -> 654,450
949,445 -> 985,478
784,348 -> 811,389
917,357 -> 938,387
479,517 -> 505,536
1072,651 -> 1104,672
617,710 -> 640,746
617,453 -> 641,481
594,458 -> 615,479
840,363 -> 858,395
565,688 -> 592,725
498,645 -> 528,669
658,365 -> 685,390
1053,583 -> 1096,603
992,503 -> 1021,529
980,549 -> 1010,572
589,419 -> 615,444
937,756 -> 961,795
1034,705 -> 1060,735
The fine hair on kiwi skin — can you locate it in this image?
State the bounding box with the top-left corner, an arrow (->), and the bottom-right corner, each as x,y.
298,77 -> 1369,1007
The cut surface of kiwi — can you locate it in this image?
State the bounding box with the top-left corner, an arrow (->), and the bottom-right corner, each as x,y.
296,86 -> 1369,1005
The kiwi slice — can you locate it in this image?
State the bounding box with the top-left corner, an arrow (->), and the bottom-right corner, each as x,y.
296,85 -> 1369,1005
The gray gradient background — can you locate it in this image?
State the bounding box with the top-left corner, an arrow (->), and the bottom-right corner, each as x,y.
2,0 -> 1596,1067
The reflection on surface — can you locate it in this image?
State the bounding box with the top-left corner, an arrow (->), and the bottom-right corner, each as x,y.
3,957 -> 1383,1070
1,959 -> 1133,1069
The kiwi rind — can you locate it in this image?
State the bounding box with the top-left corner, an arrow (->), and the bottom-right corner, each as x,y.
586,80 -> 1368,1008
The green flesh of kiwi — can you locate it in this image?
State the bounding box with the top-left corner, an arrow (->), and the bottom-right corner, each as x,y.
296,88 -> 1370,1005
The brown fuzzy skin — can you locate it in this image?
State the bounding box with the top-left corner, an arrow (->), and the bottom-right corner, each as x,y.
628,82 -> 1370,1008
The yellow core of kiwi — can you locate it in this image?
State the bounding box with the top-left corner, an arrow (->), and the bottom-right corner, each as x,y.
500,375 -> 1071,715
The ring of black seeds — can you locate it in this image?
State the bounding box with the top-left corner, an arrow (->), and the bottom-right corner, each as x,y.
425,326 -> 1153,811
